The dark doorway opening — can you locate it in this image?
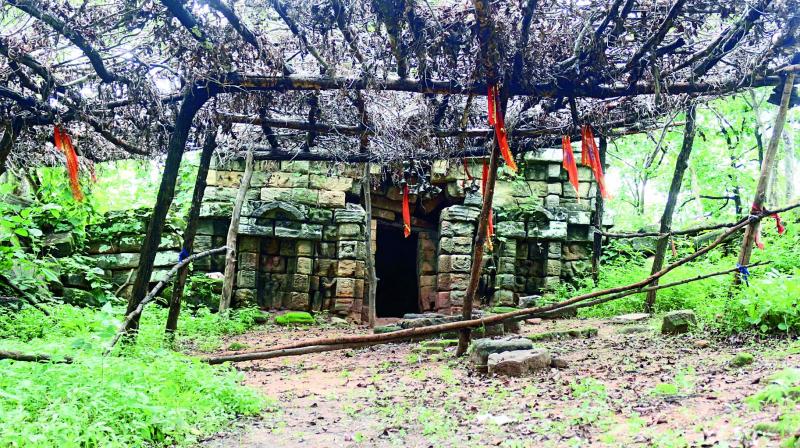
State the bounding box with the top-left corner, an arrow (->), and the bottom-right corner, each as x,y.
375,223 -> 419,317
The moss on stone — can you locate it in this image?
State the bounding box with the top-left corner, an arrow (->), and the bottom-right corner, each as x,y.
527,327 -> 598,342
731,352 -> 755,367
488,306 -> 519,314
275,311 -> 315,326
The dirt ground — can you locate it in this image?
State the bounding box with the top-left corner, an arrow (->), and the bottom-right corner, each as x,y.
200,316 -> 797,448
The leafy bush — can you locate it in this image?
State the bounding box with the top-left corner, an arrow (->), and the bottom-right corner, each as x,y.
577,210 -> 800,336
736,273 -> 800,333
0,304 -> 270,447
0,350 -> 266,447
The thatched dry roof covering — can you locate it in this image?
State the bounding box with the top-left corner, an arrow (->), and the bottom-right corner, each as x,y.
1,0 -> 798,168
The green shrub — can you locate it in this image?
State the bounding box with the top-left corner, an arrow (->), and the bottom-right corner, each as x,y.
0,304 -> 271,447
736,273 -> 800,333
0,350 -> 267,447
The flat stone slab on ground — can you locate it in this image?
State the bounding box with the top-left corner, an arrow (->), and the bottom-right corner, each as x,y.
610,313 -> 651,324
527,326 -> 598,342
468,338 -> 534,371
488,349 -> 552,377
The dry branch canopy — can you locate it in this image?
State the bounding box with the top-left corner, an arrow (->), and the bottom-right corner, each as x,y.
0,0 -> 798,166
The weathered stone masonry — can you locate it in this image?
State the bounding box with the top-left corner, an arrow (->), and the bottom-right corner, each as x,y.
182,147 -> 609,322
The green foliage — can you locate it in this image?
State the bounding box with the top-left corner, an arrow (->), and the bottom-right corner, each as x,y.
183,274 -> 222,310
0,304 -> 269,447
275,311 -> 315,326
578,210 -> 800,336
650,367 -> 696,396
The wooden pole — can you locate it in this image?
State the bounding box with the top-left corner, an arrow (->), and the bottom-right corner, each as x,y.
644,103 -> 697,312
108,246 -> 227,353
455,144 -> 500,356
363,162 -> 377,327
124,89 -> 209,334
0,350 -> 72,364
591,135 -> 607,284
165,129 -> 217,334
736,72 -> 796,280
219,146 -> 255,312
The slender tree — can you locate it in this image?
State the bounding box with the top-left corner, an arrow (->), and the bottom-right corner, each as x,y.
644,104 -> 697,312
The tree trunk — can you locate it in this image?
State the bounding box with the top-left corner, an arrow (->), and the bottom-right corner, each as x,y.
125,89 -> 209,334
591,135 -> 607,284
736,72 -> 796,281
219,146 -> 255,312
0,118 -> 22,176
644,104 -> 697,312
362,162 -> 377,327
456,143 -> 500,356
166,130 -> 217,334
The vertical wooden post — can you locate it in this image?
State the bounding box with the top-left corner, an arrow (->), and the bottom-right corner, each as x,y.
219,147 -> 255,312
125,89 -> 209,334
644,104 -> 697,312
165,129 -> 216,334
363,162 -> 377,327
784,127 -> 796,202
456,144 -> 500,356
736,72 -> 796,279
591,135 -> 607,284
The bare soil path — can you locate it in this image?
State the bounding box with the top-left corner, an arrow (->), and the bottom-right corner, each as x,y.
201,317 -> 796,447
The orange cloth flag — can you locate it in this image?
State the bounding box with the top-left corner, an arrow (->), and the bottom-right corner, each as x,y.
580,125 -> 609,199
53,125 -> 84,201
481,160 -> 494,246
561,135 -> 580,200
402,183 -> 411,238
487,84 -> 518,172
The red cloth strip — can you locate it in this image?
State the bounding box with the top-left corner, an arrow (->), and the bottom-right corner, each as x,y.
582,125 -> 609,199
402,184 -> 411,238
54,125 -> 84,201
486,83 -> 518,172
562,135 -> 580,200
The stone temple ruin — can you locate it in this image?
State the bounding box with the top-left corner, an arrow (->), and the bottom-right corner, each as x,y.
181,146 -> 609,323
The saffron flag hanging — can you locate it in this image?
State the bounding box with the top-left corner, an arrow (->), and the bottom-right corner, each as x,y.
751,204 -> 787,249
481,160 -> 494,248
580,124 -> 609,199
402,183 -> 411,238
561,135 -> 580,200
487,84 -> 518,172
53,125 -> 84,201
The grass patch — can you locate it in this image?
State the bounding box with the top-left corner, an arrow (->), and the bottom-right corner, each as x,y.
0,304 -> 271,447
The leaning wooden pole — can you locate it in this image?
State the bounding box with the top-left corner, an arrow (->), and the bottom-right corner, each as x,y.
166,130 -> 217,334
363,162 -> 377,327
108,247 -> 227,353
124,88 -> 209,334
644,103 -> 697,312
736,72 -> 796,281
456,143 -> 500,356
219,147 -> 255,313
